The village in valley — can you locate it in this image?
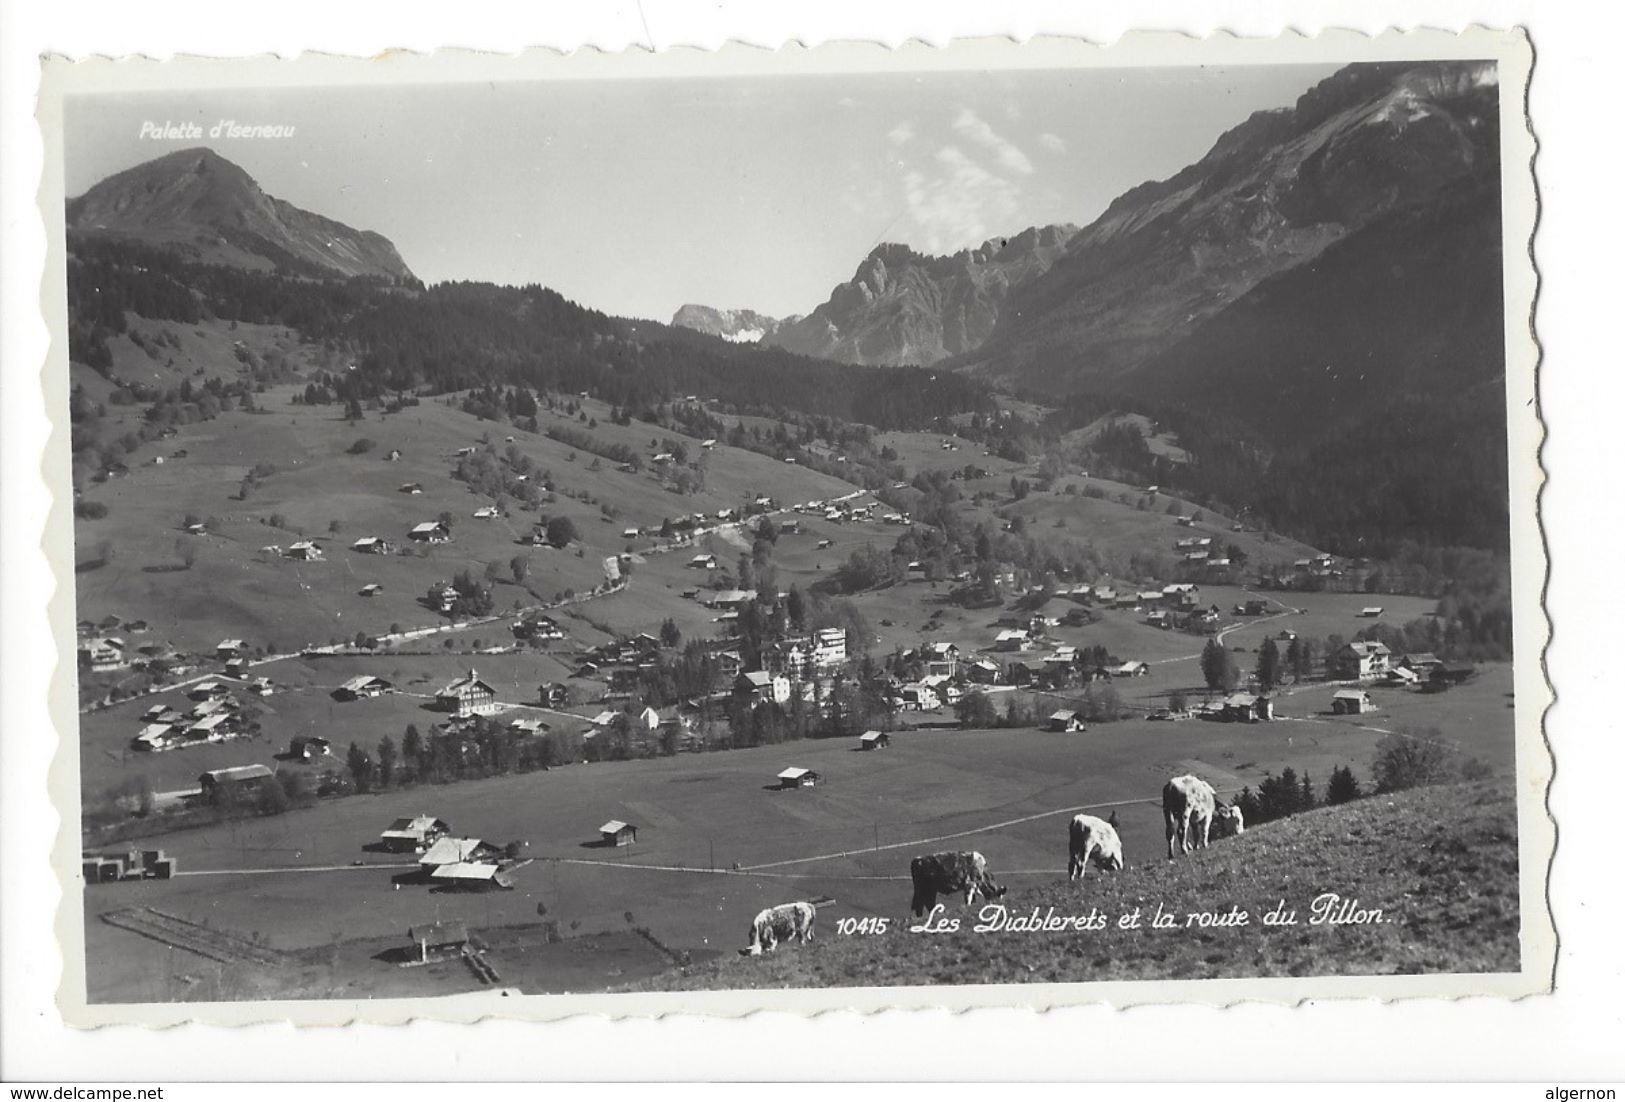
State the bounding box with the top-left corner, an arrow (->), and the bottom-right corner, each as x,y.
66,56 -> 1520,1002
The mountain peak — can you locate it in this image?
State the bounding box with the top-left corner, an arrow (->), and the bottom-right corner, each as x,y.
67,147 -> 415,282
768,223 -> 1079,366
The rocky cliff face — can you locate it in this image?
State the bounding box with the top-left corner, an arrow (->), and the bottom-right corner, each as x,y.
965,60 -> 1501,391
670,304 -> 796,344
765,224 -> 1077,366
67,147 -> 415,281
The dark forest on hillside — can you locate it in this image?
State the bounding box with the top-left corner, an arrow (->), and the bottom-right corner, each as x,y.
65,235 -> 994,432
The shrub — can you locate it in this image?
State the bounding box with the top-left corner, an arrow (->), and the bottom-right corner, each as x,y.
1372,731 -> 1458,793
75,500 -> 109,520
347,438 -> 376,455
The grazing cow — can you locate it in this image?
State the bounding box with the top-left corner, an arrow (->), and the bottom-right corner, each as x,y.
1213,804 -> 1245,839
1067,814 -> 1125,880
742,901 -> 817,956
909,851 -> 1006,917
1162,774 -> 1237,857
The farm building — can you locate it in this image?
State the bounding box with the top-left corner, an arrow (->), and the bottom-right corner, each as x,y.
408,521 -> 452,544
1359,606 -> 1385,618
418,836 -> 500,871
734,670 -> 791,707
777,767 -> 820,789
289,735 -> 332,761
899,684 -> 940,711
351,536 -> 392,555
508,717 -> 549,736
187,680 -> 231,702
379,815 -> 451,853
1045,710 -> 1086,733
993,629 -> 1032,652
284,540 -> 324,561
920,641 -> 959,678
1329,641 -> 1392,680
1331,689 -> 1376,715
965,658 -> 1002,685
435,669 -> 498,717
430,862 -> 512,891
334,675 -> 393,701
687,553 -> 718,570
406,921 -> 469,963
1113,660 -> 1151,677
858,730 -> 890,751
1400,653 -> 1444,675
215,639 -> 246,660
1221,694 -> 1274,722
82,848 -> 176,883
399,482 -> 423,495
78,637 -> 128,672
198,764 -> 273,798
359,583 -> 383,597
131,723 -> 182,752
599,820 -> 638,847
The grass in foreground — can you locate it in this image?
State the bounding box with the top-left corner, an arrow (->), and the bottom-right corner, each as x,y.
631,781 -> 1520,990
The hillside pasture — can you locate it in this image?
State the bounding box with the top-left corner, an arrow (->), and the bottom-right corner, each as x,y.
82,665 -> 1513,1001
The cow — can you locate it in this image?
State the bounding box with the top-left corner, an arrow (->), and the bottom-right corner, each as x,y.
1067,813 -> 1125,880
1162,774 -> 1239,857
742,901 -> 817,956
909,851 -> 1006,917
1213,803 -> 1245,839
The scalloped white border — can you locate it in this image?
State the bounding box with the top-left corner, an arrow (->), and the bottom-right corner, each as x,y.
34,27 -> 1547,1030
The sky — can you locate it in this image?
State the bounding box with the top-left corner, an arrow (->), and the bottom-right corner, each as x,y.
65,64 -> 1343,322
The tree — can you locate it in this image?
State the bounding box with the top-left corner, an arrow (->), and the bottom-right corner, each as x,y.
955,691 -> 998,729
484,559 -> 503,584
1168,688 -> 1189,713
1326,764 -> 1362,805
510,555 -> 530,584
377,735 -> 398,788
401,724 -> 423,781
1255,637 -> 1281,689
1299,771 -> 1317,811
1372,731 -> 1456,793
546,516 -> 579,547
659,618 -> 682,648
345,742 -> 375,793
1200,638 -> 1238,692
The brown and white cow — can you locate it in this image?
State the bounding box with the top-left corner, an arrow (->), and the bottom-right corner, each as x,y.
1067,813 -> 1125,880
1162,774 -> 1240,857
909,851 -> 1006,917
742,901 -> 817,955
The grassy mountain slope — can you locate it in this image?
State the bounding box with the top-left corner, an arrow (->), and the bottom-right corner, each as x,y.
634,781 -> 1519,989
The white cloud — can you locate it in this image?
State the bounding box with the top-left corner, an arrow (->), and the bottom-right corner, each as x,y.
1038,132 -> 1067,155
951,107 -> 1034,176
887,121 -> 915,146
896,143 -> 1023,253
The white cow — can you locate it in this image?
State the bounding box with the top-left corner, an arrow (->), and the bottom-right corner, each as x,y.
1162,774 -> 1240,857
1067,812 -> 1125,880
742,901 -> 817,956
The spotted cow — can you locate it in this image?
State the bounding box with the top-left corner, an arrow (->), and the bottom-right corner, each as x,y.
1162,774 -> 1239,857
1067,813 -> 1125,880
742,901 -> 817,956
909,851 -> 1006,917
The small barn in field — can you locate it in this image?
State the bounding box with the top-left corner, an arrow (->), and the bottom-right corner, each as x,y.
858,730 -> 890,751
599,820 -> 638,847
1045,710 -> 1086,733
406,921 -> 469,963
1331,689 -> 1376,715
777,766 -> 820,789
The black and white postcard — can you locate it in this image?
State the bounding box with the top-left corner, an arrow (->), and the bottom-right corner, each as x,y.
37,29 -> 1546,1024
